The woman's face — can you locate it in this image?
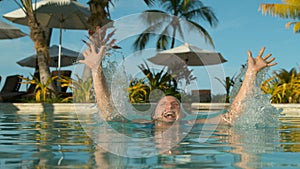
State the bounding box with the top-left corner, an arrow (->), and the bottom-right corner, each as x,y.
153,96 -> 181,123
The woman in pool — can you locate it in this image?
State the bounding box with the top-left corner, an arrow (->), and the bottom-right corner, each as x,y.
79,29 -> 277,125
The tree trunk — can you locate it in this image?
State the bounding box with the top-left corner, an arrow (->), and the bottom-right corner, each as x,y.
87,0 -> 110,33
34,28 -> 52,81
25,6 -> 57,94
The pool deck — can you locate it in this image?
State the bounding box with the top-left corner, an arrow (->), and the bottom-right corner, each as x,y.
0,103 -> 299,117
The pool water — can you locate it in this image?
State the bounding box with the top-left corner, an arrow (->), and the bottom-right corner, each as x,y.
0,111 -> 299,169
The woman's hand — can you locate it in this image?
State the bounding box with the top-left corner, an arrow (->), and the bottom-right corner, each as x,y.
79,27 -> 116,72
247,47 -> 277,73
79,42 -> 105,72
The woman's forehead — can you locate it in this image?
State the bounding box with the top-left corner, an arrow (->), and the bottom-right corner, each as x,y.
158,96 -> 179,103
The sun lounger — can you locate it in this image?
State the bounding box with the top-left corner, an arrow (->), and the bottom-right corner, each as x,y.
0,74 -> 23,102
191,89 -> 212,102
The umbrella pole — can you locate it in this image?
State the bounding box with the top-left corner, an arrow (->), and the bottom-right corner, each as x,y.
57,22 -> 63,92
58,28 -> 62,72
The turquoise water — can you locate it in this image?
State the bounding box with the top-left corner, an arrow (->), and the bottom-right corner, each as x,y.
0,111 -> 299,169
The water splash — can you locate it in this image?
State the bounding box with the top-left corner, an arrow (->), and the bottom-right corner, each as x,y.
229,65 -> 246,103
106,55 -> 154,121
230,65 -> 282,129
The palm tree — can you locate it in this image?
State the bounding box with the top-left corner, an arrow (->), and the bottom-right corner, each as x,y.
134,0 -> 218,50
259,0 -> 300,33
1,0 -> 57,93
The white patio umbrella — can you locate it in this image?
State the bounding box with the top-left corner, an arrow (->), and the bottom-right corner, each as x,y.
17,45 -> 81,68
0,20 -> 26,39
148,43 -> 227,66
3,0 -> 90,71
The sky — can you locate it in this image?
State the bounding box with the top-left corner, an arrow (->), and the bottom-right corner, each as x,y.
0,0 -> 299,94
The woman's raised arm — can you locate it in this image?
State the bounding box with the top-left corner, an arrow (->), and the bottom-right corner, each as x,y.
221,47 -> 277,125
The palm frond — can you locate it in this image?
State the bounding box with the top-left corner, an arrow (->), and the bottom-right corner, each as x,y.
156,20 -> 174,48
180,0 -> 204,12
142,10 -> 169,24
133,20 -> 166,51
184,6 -> 218,27
176,18 -> 185,40
260,3 -> 300,19
286,21 -> 300,33
187,20 -> 215,47
143,0 -> 158,7
156,34 -> 170,50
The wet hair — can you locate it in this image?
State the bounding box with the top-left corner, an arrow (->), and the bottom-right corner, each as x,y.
166,93 -> 181,102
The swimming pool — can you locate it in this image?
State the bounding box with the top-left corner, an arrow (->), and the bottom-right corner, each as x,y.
0,110 -> 299,169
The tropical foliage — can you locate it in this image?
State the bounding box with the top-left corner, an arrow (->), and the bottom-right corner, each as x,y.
261,67 -> 300,103
128,66 -> 180,103
129,62 -> 195,103
60,74 -> 95,103
128,78 -> 151,103
260,0 -> 300,33
134,0 -> 218,50
166,60 -> 196,88
21,74 -> 61,103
